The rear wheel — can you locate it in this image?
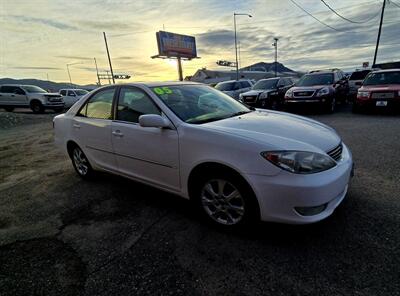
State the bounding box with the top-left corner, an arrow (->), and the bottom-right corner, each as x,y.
70,145 -> 95,179
30,101 -> 44,114
4,107 -> 14,112
192,170 -> 259,228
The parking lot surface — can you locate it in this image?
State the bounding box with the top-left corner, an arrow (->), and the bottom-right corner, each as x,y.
0,107 -> 399,296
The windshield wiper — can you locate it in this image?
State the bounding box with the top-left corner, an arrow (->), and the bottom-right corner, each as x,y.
227,110 -> 252,118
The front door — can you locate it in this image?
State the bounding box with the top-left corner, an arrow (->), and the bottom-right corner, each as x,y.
111,86 -> 180,191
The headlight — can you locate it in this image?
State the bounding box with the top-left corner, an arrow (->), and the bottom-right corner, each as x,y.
261,151 -> 336,174
239,93 -> 243,98
316,87 -> 330,97
259,92 -> 268,99
357,91 -> 370,99
285,89 -> 293,98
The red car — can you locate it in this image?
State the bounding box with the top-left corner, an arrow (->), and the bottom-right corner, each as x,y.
354,69 -> 400,112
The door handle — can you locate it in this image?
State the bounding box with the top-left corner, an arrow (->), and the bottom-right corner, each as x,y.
112,130 -> 124,137
73,124 -> 81,129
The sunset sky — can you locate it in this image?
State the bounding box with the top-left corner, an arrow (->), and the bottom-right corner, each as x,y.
0,0 -> 399,85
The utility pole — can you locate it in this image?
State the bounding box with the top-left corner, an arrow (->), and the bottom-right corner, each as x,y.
103,32 -> 115,84
273,38 -> 279,77
373,0 -> 386,67
66,64 -> 72,86
234,13 -> 252,81
94,57 -> 101,86
238,41 -> 241,74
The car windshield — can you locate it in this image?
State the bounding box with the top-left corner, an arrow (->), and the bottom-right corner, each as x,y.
349,70 -> 370,81
75,90 -> 89,95
363,71 -> 400,85
151,85 -> 251,124
215,82 -> 235,91
252,79 -> 278,90
297,74 -> 334,86
22,85 -> 47,93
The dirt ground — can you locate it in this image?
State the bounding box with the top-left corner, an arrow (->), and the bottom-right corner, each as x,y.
0,107 -> 399,296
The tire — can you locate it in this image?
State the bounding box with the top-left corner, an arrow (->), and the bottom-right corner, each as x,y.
269,99 -> 279,110
192,169 -> 259,228
325,97 -> 336,114
258,99 -> 267,109
30,101 -> 44,114
4,107 -> 14,112
69,145 -> 95,180
53,108 -> 64,113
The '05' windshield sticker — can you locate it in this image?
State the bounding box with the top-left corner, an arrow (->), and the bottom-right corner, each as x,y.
153,87 -> 173,95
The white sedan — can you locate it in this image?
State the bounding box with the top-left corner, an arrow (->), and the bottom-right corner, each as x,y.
54,82 -> 353,227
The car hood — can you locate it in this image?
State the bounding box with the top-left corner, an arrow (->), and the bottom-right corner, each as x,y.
241,90 -> 266,96
291,85 -> 332,91
360,84 -> 400,91
203,110 -> 340,152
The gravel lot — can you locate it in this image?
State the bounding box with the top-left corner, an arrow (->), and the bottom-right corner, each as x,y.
0,106 -> 399,296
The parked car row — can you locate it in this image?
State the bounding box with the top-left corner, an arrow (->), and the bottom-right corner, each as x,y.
0,85 -> 89,113
216,67 -> 400,114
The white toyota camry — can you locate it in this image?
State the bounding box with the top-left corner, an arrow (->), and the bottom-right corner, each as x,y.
54,82 -> 353,227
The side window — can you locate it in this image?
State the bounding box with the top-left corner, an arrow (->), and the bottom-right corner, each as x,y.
60,90 -> 67,96
240,81 -> 250,88
234,82 -> 242,90
67,90 -> 75,96
79,88 -> 114,119
1,86 -> 16,93
116,87 -> 160,123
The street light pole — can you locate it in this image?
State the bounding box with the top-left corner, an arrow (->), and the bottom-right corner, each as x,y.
273,38 -> 279,77
103,32 -> 115,84
234,12 -> 252,81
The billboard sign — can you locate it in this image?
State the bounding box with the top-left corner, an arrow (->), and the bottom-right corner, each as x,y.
156,31 -> 197,59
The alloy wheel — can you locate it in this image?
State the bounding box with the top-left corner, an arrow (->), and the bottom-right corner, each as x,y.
73,148 -> 89,176
200,179 -> 245,225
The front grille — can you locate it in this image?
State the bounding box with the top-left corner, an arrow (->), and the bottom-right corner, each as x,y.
371,92 -> 395,99
327,143 -> 343,161
46,96 -> 62,102
294,91 -> 315,97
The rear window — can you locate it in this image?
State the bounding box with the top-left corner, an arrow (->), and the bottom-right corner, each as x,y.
349,70 -> 371,81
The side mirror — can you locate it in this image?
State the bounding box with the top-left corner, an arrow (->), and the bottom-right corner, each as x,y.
139,114 -> 171,128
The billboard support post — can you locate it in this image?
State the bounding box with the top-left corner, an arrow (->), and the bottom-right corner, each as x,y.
177,57 -> 183,81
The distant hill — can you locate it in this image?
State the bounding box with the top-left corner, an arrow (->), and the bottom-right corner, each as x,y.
241,62 -> 297,74
0,78 -> 98,92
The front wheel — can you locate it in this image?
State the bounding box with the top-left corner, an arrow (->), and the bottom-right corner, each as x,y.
325,98 -> 336,114
258,99 -> 267,109
193,171 -> 259,228
30,101 -> 44,114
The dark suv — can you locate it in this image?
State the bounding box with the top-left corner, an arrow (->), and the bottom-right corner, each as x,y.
284,69 -> 349,113
239,77 -> 294,109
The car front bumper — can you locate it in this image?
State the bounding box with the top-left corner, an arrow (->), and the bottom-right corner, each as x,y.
44,102 -> 65,109
245,143 -> 353,224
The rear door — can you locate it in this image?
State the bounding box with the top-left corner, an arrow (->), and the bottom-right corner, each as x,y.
72,87 -> 117,171
0,86 -> 27,105
111,86 -> 180,191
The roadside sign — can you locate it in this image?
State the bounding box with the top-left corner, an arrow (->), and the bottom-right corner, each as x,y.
156,31 -> 197,59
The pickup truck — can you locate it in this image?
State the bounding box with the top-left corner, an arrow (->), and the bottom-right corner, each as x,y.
0,84 -> 64,113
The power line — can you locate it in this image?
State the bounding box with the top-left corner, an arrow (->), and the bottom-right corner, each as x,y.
321,0 -> 381,23
289,0 -> 341,31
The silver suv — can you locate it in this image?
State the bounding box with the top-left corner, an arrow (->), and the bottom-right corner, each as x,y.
0,84 -> 64,113
215,79 -> 253,100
